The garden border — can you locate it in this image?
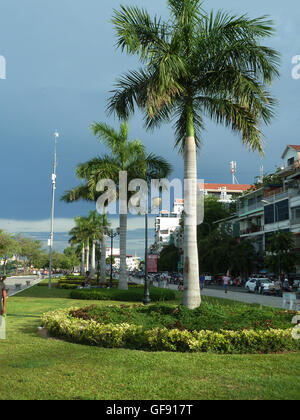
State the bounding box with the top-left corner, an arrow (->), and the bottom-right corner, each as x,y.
41,308 -> 300,354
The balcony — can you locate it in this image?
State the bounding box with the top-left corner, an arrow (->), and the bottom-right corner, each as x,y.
240,225 -> 264,235
278,159 -> 300,175
291,217 -> 300,226
263,191 -> 289,202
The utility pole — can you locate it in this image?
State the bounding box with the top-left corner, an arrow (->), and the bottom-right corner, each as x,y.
48,131 -> 59,289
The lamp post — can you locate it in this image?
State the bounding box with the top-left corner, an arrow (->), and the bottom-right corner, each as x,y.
96,241 -> 101,284
143,210 -> 151,305
104,227 -> 120,288
48,130 -> 59,289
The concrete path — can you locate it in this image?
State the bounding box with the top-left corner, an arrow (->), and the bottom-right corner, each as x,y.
4,275 -> 42,297
199,287 -> 300,309
132,277 -> 300,310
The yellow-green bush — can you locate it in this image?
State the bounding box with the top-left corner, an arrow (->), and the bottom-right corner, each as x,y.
41,308 -> 300,354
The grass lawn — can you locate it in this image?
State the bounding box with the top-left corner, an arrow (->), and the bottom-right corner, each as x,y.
0,285 -> 300,400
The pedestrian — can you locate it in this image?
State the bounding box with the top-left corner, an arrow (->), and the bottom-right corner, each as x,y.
199,274 -> 205,291
0,277 -> 8,315
274,279 -> 282,297
84,271 -> 91,288
223,274 -> 230,294
0,276 -> 8,340
255,279 -> 261,294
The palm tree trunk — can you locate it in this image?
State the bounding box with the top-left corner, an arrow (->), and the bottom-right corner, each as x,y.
90,240 -> 96,279
183,135 -> 201,309
100,234 -> 107,283
81,243 -> 85,276
118,212 -> 128,290
86,238 -> 90,272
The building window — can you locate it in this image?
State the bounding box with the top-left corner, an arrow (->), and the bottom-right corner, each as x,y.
288,157 -> 295,166
276,200 -> 289,222
264,204 -> 274,224
264,200 -> 289,224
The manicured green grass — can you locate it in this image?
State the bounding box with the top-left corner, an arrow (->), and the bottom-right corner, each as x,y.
1,285 -> 300,400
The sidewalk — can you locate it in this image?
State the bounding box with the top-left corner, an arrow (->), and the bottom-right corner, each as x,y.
200,287 -> 300,309
5,275 -> 42,297
133,277 -> 300,309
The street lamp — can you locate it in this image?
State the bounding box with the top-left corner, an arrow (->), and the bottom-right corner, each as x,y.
48,130 -> 59,289
104,227 -> 120,288
96,241 -> 101,284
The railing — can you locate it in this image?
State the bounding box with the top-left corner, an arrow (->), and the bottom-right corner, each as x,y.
240,226 -> 264,235
291,217 -> 300,225
263,191 -> 289,202
279,160 -> 300,173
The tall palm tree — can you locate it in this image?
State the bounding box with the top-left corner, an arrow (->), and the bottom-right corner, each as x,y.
108,0 -> 280,308
86,210 -> 106,279
62,121 -> 172,290
68,216 -> 90,275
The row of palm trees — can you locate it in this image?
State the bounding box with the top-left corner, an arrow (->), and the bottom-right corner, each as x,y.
68,211 -> 107,280
63,0 -> 280,308
62,122 -> 172,289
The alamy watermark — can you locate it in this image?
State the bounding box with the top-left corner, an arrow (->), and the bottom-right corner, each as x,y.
292,55 -> 300,80
95,171 -> 204,226
0,55 -> 6,80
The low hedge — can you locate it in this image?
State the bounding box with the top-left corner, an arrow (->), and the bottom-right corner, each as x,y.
58,283 -> 79,290
69,286 -> 176,302
41,308 -> 300,354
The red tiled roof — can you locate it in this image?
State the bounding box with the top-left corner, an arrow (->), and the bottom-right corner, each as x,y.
288,145 -> 300,152
201,183 -> 252,191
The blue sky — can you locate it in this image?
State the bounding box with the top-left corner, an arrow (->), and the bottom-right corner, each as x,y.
0,0 -> 299,255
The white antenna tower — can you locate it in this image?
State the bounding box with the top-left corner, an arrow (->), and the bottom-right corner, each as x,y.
230,161 -> 239,184
257,165 -> 264,183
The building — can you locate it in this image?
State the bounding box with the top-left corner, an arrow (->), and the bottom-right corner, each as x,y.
154,199 -> 184,251
153,184 -> 251,253
105,247 -> 139,270
200,183 -> 252,203
218,145 -> 300,275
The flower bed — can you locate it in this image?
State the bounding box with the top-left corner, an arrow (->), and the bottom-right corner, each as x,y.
41,306 -> 300,354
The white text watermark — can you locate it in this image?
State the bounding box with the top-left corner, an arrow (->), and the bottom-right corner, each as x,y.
0,56 -> 6,80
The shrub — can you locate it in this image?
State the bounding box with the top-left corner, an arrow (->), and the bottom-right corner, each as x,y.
70,287 -> 176,302
41,308 -> 300,354
58,283 -> 79,290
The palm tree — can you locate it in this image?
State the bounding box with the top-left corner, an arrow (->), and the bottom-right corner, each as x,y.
86,210 -> 107,279
68,216 -> 90,275
108,0 -> 280,308
62,121 -> 171,290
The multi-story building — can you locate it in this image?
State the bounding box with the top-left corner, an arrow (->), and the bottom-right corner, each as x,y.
153,184 -> 251,253
154,199 -> 184,251
200,183 -> 252,203
219,145 -> 300,274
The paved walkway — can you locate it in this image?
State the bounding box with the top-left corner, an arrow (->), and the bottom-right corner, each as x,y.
4,275 -> 42,297
132,277 -> 300,310
199,287 -> 300,309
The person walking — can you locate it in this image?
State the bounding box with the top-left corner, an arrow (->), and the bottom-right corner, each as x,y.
255,279 -> 261,294
199,274 -> 205,291
223,274 -> 230,294
274,279 -> 282,297
0,276 -> 8,340
84,271 -> 92,288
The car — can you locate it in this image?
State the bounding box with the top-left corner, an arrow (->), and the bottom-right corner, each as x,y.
245,278 -> 275,294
